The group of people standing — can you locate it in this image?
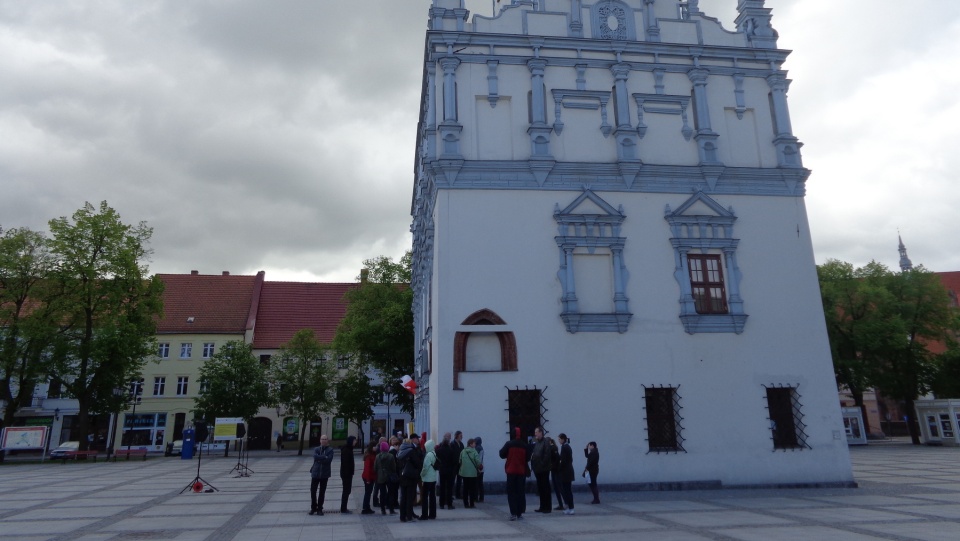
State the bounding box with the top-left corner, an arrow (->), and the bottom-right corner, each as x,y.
308,426 -> 599,523
500,426 -> 600,521
360,430 -> 485,522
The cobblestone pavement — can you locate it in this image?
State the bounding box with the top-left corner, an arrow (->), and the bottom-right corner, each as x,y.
2,441 -> 960,540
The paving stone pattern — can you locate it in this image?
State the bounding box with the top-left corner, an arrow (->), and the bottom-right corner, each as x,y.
2,441 -> 960,540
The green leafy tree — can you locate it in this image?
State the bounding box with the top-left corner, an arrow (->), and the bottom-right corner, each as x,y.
871,266 -> 958,444
266,329 -> 337,455
932,347 -> 960,398
0,227 -> 57,429
817,260 -> 890,434
195,340 -> 269,456
818,260 -> 959,444
334,363 -> 380,448
195,340 -> 269,421
45,202 -> 164,451
333,252 -> 414,415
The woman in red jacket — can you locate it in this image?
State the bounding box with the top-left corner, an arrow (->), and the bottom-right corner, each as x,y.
360,441 -> 378,514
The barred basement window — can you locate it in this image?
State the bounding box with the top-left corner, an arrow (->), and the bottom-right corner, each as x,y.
764,385 -> 810,451
506,387 -> 545,441
643,386 -> 685,453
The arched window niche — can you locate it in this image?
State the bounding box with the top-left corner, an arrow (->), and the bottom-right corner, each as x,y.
453,309 -> 518,390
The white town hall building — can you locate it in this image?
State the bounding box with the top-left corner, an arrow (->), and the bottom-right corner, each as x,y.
410,0 -> 854,487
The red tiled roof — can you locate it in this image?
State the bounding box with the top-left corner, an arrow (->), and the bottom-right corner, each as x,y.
938,271 -> 960,306
922,272 -> 960,355
156,272 -> 262,334
252,282 -> 358,349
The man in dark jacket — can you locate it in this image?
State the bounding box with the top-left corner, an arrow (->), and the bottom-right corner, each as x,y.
529,426 -> 553,513
339,435 -> 356,513
500,427 -> 530,521
310,435 -> 335,516
397,433 -> 424,522
453,430 -> 465,498
435,432 -> 458,509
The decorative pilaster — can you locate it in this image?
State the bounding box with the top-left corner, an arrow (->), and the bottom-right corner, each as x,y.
611,63 -> 639,162
425,64 -> 437,160
688,68 -> 721,166
733,73 -> 746,120
569,0 -> 583,37
723,247 -> 745,315
528,57 -> 554,184
486,60 -> 500,108
766,72 -> 802,167
438,56 -> 463,160
644,0 -> 661,42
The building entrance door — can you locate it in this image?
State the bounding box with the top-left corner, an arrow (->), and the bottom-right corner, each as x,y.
247,417 -> 272,450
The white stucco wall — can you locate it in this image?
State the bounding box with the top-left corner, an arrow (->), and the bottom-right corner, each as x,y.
426,189 -> 852,486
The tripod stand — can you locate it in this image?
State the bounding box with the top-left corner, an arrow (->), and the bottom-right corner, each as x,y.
229,438 -> 254,478
180,440 -> 219,494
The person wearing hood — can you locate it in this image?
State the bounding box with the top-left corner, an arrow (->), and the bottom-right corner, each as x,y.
420,439 -> 439,520
374,441 -> 397,515
309,435 -> 334,516
435,432 -> 458,509
474,436 -> 485,502
499,427 -> 530,521
397,434 -> 424,522
339,435 -> 357,514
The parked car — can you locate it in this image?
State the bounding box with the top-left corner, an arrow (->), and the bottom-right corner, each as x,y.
49,441 -> 79,459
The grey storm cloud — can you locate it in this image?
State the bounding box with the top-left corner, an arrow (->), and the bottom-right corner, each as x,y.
1,0 -> 959,281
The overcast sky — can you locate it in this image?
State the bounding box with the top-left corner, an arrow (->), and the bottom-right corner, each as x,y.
1,0 -> 958,282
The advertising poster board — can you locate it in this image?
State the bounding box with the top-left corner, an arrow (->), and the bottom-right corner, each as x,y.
1,426 -> 49,450
213,417 -> 244,441
332,417 -> 347,440
282,417 -> 299,442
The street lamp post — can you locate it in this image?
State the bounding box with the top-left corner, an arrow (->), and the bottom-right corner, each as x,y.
384,387 -> 393,438
124,380 -> 143,454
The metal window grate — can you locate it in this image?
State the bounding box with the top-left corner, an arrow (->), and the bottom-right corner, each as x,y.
505,386 -> 547,440
643,385 -> 686,453
763,384 -> 810,451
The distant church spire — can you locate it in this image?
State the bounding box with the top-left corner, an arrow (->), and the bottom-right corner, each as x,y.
898,233 -> 913,271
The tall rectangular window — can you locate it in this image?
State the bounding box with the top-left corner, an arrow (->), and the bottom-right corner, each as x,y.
47,378 -> 64,399
130,378 -> 144,397
158,343 -> 170,358
765,386 -> 809,450
176,376 -> 188,396
202,343 -> 215,358
507,389 -> 543,441
688,254 -> 727,314
153,377 -> 166,396
644,386 -> 685,453
259,354 -> 271,367
180,343 -> 192,359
